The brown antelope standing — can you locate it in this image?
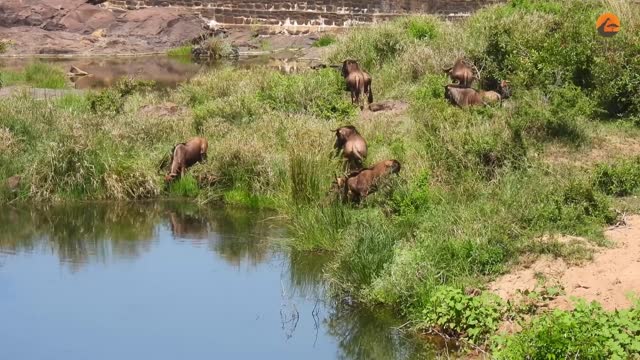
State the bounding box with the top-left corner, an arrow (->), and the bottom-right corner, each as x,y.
341,59 -> 373,110
164,137 -> 208,182
333,125 -> 368,172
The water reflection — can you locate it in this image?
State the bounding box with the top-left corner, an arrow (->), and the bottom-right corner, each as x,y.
327,306 -> 435,360
0,203 -> 158,269
0,201 -> 435,359
0,55 -> 316,90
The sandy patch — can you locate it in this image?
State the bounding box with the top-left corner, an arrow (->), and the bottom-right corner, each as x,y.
489,215 -> 640,310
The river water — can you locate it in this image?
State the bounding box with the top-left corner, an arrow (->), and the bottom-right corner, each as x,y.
0,201 -> 435,359
0,54 -> 312,89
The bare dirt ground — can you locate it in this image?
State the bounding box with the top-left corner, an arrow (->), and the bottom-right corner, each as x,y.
489,215 -> 640,311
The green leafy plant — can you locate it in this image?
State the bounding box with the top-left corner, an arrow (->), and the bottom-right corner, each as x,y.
593,158 -> 640,196
405,17 -> 438,40
420,286 -> 504,345
493,299 -> 640,359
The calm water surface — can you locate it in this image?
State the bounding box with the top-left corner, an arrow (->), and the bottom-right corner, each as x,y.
0,202 -> 434,359
0,55 -> 313,89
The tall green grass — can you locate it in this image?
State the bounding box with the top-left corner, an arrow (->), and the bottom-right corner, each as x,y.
167,45 -> 193,57
2,0 -> 640,354
0,62 -> 68,89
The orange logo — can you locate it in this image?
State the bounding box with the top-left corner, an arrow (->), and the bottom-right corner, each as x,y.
596,12 -> 620,37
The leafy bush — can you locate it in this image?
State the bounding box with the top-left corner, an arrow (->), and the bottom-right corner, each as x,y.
421,286 -> 504,344
493,299 -> 640,359
593,158 -> 640,196
466,0 -> 601,90
87,78 -> 155,115
181,68 -> 261,124
87,88 -> 123,115
329,22 -> 409,70
0,40 -> 10,54
466,0 -> 640,118
312,34 -> 337,47
533,180 -> 617,235
404,16 -> 439,40
509,85 -> 595,144
203,37 -> 235,59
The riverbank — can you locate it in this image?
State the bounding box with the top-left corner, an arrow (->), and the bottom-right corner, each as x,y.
2,0 -> 640,357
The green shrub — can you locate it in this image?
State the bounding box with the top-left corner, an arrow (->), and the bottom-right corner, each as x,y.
329,22 -> 409,70
466,0 -> 601,90
510,85 -> 595,144
203,37 -> 235,59
87,88 -> 124,115
412,73 -> 448,102
493,299 -> 640,359
404,16 -> 439,40
0,40 -> 10,54
593,158 -> 640,196
54,94 -> 90,114
420,286 -> 504,345
533,180 -> 617,236
181,68 -> 261,124
87,78 -> 155,115
192,94 -> 259,125
312,34 -> 337,47
589,30 -> 640,118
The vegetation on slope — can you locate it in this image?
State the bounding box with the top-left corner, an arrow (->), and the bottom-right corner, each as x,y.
1,0 -> 640,355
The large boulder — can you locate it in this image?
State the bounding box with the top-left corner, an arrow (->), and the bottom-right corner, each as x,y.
58,5 -> 117,33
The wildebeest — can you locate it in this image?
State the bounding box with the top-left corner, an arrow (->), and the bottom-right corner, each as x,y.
164,137 -> 208,182
333,125 -> 368,172
479,90 -> 502,104
443,58 -> 476,88
335,159 -> 401,203
341,60 -> 373,110
444,84 -> 486,107
498,80 -> 512,99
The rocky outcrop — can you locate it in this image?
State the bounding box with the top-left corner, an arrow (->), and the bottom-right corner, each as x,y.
0,0 -> 208,55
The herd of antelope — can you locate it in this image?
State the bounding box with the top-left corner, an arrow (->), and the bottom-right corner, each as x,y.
164,57 -> 510,204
